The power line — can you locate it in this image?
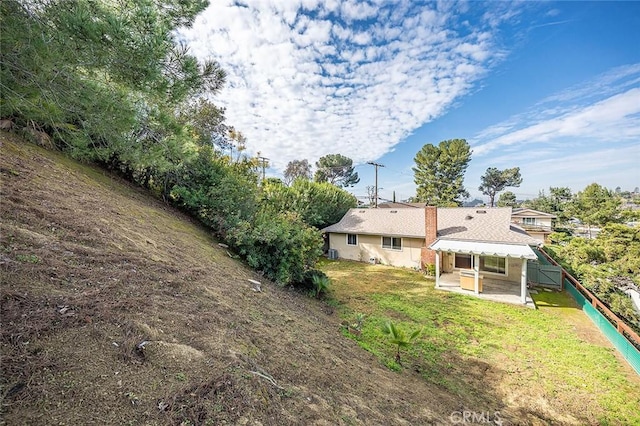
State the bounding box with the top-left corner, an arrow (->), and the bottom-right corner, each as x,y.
367,161 -> 385,208
257,156 -> 269,181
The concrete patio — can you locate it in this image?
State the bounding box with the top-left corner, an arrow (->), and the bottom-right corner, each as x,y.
436,271 -> 536,309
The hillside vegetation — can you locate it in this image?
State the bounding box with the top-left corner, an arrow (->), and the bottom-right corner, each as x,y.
3,134 -> 640,425
1,134 -> 467,424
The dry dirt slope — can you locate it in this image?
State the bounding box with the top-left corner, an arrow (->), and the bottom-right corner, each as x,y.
0,132 -> 471,425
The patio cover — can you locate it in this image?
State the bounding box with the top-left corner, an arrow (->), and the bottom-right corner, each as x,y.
429,239 -> 537,260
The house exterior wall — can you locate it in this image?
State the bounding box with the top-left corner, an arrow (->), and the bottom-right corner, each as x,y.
525,232 -> 547,244
328,233 -> 424,269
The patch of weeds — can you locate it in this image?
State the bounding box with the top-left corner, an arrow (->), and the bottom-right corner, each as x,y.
281,388 -> 295,398
124,391 -> 140,405
0,167 -> 20,176
1,234 -> 15,253
324,297 -> 342,309
352,312 -> 366,331
176,372 -> 187,381
16,253 -> 40,263
341,415 -> 356,425
384,360 -> 401,372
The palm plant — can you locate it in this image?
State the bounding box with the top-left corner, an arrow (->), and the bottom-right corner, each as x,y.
352,313 -> 366,331
381,321 -> 423,365
312,274 -> 331,299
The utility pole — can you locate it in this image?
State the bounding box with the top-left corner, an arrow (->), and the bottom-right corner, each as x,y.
257,156 -> 269,182
367,161 -> 385,208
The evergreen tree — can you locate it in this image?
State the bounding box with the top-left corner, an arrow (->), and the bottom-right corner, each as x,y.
412,139 -> 471,206
478,167 -> 522,207
497,191 -> 518,207
314,154 -> 359,187
569,183 -> 622,238
284,159 -> 312,185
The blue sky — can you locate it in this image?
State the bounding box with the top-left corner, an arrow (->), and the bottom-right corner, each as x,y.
179,1 -> 640,203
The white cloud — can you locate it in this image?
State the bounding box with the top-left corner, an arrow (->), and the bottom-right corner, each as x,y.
473,87 -> 640,156
179,1 -> 517,170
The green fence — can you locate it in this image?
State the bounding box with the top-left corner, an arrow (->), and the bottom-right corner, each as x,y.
564,278 -> 640,375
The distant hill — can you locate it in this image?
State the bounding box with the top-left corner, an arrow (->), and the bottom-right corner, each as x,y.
463,198 -> 485,207
0,133 -> 460,424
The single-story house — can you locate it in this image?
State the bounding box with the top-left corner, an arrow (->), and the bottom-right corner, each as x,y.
511,208 -> 556,243
322,206 -> 541,305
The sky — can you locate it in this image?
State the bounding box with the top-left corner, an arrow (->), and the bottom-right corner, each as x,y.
178,0 -> 640,203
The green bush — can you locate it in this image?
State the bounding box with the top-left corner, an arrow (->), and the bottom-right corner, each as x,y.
423,264 -> 436,276
227,211 -> 323,285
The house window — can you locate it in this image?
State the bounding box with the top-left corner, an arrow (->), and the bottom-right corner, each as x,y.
382,236 -> 402,250
480,256 -> 506,274
347,234 -> 357,246
454,254 -> 507,275
523,217 -> 536,225
454,253 -> 472,269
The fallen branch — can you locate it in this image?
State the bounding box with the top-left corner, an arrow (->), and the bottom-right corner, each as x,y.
250,370 -> 285,391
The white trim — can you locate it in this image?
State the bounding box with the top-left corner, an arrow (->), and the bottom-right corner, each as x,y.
429,239 -> 537,260
346,233 -> 357,246
521,261 -> 527,304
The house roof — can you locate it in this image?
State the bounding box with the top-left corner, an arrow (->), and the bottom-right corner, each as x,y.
377,202 -> 426,209
512,208 -> 557,219
321,208 -> 425,238
321,207 -> 540,245
437,207 -> 539,244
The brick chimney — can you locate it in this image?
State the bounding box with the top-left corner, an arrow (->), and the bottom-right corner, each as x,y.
421,206 -> 438,268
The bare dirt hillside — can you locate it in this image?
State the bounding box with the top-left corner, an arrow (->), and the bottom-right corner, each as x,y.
0,133 -> 472,425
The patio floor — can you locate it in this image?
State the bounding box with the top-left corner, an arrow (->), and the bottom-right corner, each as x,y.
436,271 -> 536,309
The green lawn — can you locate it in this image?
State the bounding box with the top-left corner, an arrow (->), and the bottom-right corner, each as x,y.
319,258 -> 640,425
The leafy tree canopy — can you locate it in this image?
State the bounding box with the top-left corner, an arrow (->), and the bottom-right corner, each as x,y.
522,187 -> 573,225
284,159 -> 312,185
412,139 -> 471,206
497,191 -> 518,207
547,223 -> 640,331
314,154 -> 359,187
262,178 -> 357,229
1,0 -> 225,163
478,167 -> 522,207
569,183 -> 622,232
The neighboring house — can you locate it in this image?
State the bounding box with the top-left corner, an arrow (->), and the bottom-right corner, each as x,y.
322,206 -> 541,304
511,208 -> 556,243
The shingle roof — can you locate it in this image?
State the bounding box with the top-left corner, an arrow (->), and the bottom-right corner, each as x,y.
321,207 -> 539,245
321,208 -> 425,238
437,207 -> 538,244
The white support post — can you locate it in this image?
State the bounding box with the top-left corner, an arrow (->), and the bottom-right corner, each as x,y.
473,254 -> 480,295
435,251 -> 440,288
521,259 -> 528,304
